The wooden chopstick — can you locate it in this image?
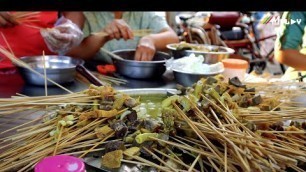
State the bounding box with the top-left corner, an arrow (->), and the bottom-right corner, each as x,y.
91,29 -> 152,37
100,48 -> 124,60
23,24 -> 44,30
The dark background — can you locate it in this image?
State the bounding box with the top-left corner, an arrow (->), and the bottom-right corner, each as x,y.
0,0 -> 305,11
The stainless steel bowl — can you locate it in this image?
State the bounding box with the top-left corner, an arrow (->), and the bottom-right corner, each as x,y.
111,49 -> 171,79
17,55 -> 84,86
173,69 -> 222,87
166,43 -> 235,64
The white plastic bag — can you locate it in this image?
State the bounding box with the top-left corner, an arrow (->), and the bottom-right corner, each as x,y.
41,16 -> 84,55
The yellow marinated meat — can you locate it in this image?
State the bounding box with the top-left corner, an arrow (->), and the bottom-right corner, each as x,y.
123,147 -> 140,159
101,150 -> 123,169
113,94 -> 129,109
79,109 -> 119,120
95,125 -> 114,139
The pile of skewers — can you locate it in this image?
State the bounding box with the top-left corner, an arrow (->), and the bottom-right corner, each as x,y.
11,12 -> 41,24
0,74 -> 305,172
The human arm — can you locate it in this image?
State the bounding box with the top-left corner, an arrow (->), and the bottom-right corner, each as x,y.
135,12 -> 179,61
67,12 -> 179,61
62,12 -> 85,29
274,12 -> 306,70
135,27 -> 179,61
275,49 -> 306,71
65,13 -> 134,59
52,12 -> 109,59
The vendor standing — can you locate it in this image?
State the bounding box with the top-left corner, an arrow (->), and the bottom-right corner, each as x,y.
274,11 -> 306,82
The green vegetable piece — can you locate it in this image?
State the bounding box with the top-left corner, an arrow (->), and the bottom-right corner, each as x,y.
179,96 -> 191,112
187,94 -> 199,103
193,80 -> 203,99
205,77 -> 218,85
66,121 -> 74,126
231,94 -> 241,102
124,147 -> 140,157
65,115 -> 74,121
58,120 -> 66,126
135,133 -> 159,144
124,137 -> 134,143
113,94 -> 127,109
162,95 -> 179,108
162,108 -> 176,133
93,100 -> 99,110
207,88 -> 221,101
221,92 -> 232,103
49,130 -> 57,137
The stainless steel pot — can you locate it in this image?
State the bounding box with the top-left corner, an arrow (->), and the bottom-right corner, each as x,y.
111,49 -> 171,79
17,55 -> 84,86
166,43 -> 235,64
173,69 -> 221,87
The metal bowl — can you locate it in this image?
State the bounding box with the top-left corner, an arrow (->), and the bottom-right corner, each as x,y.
17,55 -> 84,86
111,49 -> 171,79
172,69 -> 223,87
166,43 -> 235,64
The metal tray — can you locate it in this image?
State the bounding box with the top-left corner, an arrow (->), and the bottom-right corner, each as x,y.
119,88 -> 180,96
84,156 -> 157,172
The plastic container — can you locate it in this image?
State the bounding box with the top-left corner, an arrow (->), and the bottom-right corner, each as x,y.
34,155 -> 86,172
221,59 -> 248,81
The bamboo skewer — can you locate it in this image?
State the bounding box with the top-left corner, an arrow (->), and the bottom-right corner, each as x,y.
79,132 -> 114,158
92,29 -> 152,37
153,148 -> 199,172
0,77 -> 305,171
121,159 -> 151,167
1,32 -> 15,57
100,48 -> 125,60
92,71 -> 128,85
0,94 -> 98,109
0,43 -> 73,94
42,51 -> 48,97
12,12 -> 40,20
0,110 -> 42,135
143,147 -> 177,172
185,99 -> 252,169
224,143 -> 228,172
123,153 -> 170,172
188,154 -> 201,172
150,137 -> 218,159
65,147 -> 106,156
53,125 -> 64,155
173,103 -> 225,163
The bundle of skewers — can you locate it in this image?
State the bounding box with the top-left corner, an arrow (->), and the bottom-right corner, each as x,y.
76,71 -> 128,86
8,12 -> 43,30
0,73 -> 305,172
10,12 -> 41,24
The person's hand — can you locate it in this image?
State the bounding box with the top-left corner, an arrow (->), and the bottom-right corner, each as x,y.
0,12 -> 19,27
41,17 -> 84,55
135,36 -> 156,61
102,19 -> 134,41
